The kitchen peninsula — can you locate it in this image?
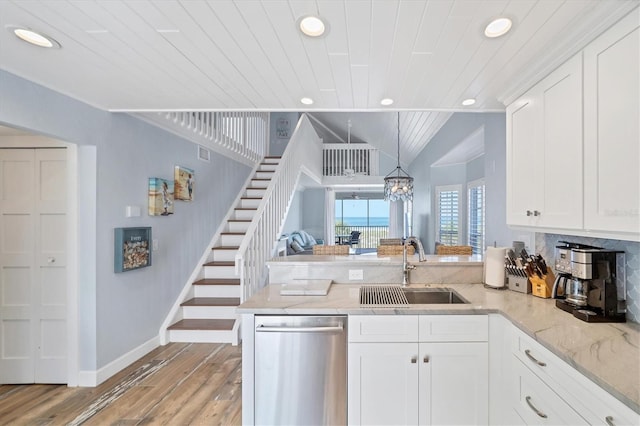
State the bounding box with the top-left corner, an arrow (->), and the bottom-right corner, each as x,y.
238,265 -> 640,425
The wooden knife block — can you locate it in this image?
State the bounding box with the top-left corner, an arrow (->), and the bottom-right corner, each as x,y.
530,270 -> 556,298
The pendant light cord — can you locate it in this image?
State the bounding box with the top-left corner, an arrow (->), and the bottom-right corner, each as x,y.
396,112 -> 401,168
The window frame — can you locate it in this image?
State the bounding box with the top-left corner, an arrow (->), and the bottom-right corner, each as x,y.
467,178 -> 485,255
435,184 -> 462,245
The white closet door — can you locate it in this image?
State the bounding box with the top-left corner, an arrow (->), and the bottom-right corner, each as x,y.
0,148 -> 67,384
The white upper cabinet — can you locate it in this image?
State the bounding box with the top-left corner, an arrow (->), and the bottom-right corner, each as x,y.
506,7 -> 640,241
584,8 -> 640,235
507,53 -> 583,229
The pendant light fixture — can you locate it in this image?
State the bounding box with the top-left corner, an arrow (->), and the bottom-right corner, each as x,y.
344,119 -> 355,180
384,112 -> 414,202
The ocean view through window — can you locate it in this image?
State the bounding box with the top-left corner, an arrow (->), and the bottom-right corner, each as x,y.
335,197 -> 389,249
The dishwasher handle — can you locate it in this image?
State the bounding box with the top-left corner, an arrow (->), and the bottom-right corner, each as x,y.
256,324 -> 344,333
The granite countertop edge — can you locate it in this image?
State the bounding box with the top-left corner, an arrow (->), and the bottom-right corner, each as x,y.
237,282 -> 640,414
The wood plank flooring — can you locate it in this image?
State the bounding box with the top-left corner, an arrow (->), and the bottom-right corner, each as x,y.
0,343 -> 242,426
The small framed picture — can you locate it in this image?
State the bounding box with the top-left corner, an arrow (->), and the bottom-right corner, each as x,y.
149,178 -> 174,216
174,166 -> 195,201
114,227 -> 152,273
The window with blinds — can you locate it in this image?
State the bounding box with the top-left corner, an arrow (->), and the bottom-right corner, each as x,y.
436,185 -> 461,245
468,179 -> 485,255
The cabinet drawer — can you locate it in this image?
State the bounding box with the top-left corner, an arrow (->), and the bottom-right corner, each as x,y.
419,315 -> 488,342
348,315 -> 419,342
512,327 -> 639,425
513,357 -> 587,425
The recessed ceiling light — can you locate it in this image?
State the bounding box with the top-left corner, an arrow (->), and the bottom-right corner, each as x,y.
462,98 -> 476,106
8,26 -> 60,48
380,98 -> 394,106
299,16 -> 326,37
484,17 -> 512,38
300,97 -> 314,105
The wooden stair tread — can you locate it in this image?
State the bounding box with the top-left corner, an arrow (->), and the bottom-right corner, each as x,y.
264,156 -> 281,159
234,208 -> 257,211
181,297 -> 240,307
204,261 -> 235,267
211,246 -> 239,250
193,278 -> 240,286
241,197 -> 262,200
168,319 -> 235,331
251,178 -> 270,181
228,219 -> 251,223
220,232 -> 245,235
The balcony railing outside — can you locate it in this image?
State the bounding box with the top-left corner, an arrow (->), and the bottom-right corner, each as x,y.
335,225 -> 389,249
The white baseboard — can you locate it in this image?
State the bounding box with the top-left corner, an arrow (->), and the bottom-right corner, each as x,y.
77,335 -> 160,387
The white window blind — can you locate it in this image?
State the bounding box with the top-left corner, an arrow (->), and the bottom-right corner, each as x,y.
436,185 -> 461,245
468,179 -> 485,255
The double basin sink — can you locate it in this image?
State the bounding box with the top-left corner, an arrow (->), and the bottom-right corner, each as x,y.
359,285 -> 468,306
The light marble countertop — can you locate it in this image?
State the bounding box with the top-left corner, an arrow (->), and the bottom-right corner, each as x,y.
237,282 -> 640,413
267,253 -> 484,266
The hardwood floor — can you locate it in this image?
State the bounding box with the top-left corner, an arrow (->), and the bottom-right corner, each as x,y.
0,343 -> 242,425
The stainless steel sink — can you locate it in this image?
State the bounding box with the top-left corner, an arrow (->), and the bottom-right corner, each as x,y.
402,288 -> 468,304
359,286 -> 468,306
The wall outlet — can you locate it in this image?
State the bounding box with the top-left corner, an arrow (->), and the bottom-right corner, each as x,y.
152,239 -> 159,251
349,269 -> 364,280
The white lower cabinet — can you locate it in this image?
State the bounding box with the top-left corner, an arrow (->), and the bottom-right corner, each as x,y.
348,315 -> 488,425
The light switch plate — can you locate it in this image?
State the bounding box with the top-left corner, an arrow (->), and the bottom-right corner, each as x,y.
349,269 -> 364,280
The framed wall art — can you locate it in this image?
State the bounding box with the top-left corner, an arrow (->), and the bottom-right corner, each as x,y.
114,227 -> 152,273
174,165 -> 194,201
149,177 -> 174,216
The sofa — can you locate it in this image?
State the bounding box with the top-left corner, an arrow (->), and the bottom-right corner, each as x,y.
285,230 -> 324,255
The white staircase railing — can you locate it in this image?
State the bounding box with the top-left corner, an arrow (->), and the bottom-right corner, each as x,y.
134,111 -> 269,167
322,143 -> 380,176
235,114 -> 323,301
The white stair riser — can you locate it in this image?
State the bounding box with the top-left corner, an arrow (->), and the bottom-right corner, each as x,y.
239,199 -> 261,209
258,165 -> 277,172
182,306 -> 237,319
251,180 -> 269,189
204,265 -> 237,279
262,158 -> 279,164
227,221 -> 250,233
211,249 -> 236,262
169,329 -> 236,344
234,209 -> 255,220
254,171 -> 274,179
194,285 -> 240,298
245,188 -> 266,197
221,234 -> 244,246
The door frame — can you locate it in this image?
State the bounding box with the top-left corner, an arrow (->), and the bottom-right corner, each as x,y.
0,135 -> 79,386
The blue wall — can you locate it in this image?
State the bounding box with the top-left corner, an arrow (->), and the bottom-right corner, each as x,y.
0,70 -> 251,372
408,112 -> 523,253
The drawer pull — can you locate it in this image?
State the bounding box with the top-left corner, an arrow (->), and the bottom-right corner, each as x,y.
525,396 -> 548,419
525,349 -> 547,367
411,356 -> 417,364
605,416 -> 615,426
423,355 -> 430,363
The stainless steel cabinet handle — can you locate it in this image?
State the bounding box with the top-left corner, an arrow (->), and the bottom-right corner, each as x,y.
423,355 -> 430,363
411,356 -> 417,363
255,325 -> 343,333
526,210 -> 533,216
534,210 -> 541,216
525,349 -> 547,367
525,396 -> 548,418
605,416 -> 615,426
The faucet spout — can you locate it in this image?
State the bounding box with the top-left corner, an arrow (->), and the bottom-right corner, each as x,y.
405,236 -> 427,262
402,240 -> 417,287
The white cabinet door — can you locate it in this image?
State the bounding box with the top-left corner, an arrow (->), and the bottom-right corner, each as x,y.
506,95 -> 541,226
419,342 -> 488,426
348,342 -> 419,425
506,53 -> 583,229
584,8 -> 640,234
537,54 -> 583,229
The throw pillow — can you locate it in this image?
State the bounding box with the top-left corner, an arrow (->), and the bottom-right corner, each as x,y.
290,241 -> 304,253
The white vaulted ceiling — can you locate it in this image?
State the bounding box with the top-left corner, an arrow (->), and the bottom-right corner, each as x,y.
0,0 -> 637,158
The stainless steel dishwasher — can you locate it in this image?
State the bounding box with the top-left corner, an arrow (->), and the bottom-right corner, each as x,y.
254,315 -> 347,425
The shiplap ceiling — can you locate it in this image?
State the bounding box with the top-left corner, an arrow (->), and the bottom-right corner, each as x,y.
0,0 -> 637,159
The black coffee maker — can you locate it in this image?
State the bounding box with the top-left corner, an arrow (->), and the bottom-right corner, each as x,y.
553,241 -> 626,323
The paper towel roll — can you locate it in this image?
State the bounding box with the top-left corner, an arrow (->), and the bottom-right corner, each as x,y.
484,247 -> 507,288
